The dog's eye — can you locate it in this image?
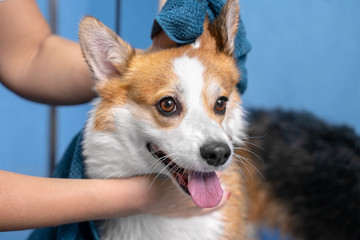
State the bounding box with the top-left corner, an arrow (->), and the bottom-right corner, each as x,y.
214,96 -> 228,115
158,97 -> 177,116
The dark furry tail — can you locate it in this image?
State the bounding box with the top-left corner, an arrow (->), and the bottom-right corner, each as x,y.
242,109 -> 360,240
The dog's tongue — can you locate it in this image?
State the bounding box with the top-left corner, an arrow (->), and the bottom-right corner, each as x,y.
188,171 -> 223,208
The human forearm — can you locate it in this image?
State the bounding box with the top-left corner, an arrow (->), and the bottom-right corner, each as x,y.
0,0 -> 94,105
11,35 -> 95,105
0,169 -> 228,231
0,170 -> 142,231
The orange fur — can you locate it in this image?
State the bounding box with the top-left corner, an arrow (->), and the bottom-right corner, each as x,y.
220,160 -> 247,240
94,77 -> 129,130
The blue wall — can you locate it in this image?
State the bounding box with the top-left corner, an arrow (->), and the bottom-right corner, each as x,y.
0,0 -> 359,239
241,0 -> 360,132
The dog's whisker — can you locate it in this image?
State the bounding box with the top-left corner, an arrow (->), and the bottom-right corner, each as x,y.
233,153 -> 265,180
240,133 -> 268,140
233,154 -> 254,180
145,158 -> 177,194
234,152 -> 261,165
234,147 -> 264,163
147,161 -> 166,176
147,149 -> 180,175
229,159 -> 250,183
147,152 -> 178,174
243,158 -> 265,181
241,140 -> 265,151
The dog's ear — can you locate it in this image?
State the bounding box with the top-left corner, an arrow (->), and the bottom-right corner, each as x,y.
79,16 -> 134,84
209,0 -> 239,55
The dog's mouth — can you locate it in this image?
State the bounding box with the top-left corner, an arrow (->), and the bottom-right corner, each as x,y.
146,143 -> 223,208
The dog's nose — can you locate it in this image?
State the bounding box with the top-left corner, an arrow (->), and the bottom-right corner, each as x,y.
200,141 -> 231,166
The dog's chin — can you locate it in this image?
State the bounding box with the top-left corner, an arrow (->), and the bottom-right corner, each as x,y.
146,143 -> 191,195
146,143 -> 224,208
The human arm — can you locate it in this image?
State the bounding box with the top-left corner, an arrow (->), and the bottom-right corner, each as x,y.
0,170 -> 228,231
0,0 -> 94,105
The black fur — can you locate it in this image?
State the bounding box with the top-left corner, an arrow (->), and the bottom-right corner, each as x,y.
248,109 -> 360,240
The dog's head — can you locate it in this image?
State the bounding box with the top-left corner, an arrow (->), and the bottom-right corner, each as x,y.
79,0 -> 246,208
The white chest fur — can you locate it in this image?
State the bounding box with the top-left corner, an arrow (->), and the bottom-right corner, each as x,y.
99,212 -> 224,240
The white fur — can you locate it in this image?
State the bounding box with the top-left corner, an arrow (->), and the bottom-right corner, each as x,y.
223,100 -> 247,146
167,55 -> 234,172
100,211 -> 224,240
192,38 -> 201,49
82,54 -> 246,240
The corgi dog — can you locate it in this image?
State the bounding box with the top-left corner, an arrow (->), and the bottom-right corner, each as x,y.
79,0 -> 248,239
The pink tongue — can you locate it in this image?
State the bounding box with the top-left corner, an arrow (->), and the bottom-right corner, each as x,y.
188,171 -> 223,208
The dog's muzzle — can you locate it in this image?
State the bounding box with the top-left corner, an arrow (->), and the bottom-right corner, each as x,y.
146,142 -> 226,208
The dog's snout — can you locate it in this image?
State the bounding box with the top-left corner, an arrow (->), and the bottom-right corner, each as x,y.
200,141 -> 231,166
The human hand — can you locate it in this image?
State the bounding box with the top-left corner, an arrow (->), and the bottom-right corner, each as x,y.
150,30 -> 178,50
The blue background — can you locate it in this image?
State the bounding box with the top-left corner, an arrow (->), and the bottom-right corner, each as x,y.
0,0 -> 359,239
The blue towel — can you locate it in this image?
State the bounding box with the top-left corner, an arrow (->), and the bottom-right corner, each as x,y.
28,131 -> 100,240
151,0 -> 251,94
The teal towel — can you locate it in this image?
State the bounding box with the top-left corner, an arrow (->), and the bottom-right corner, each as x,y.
28,131 -> 100,240
151,0 -> 251,94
